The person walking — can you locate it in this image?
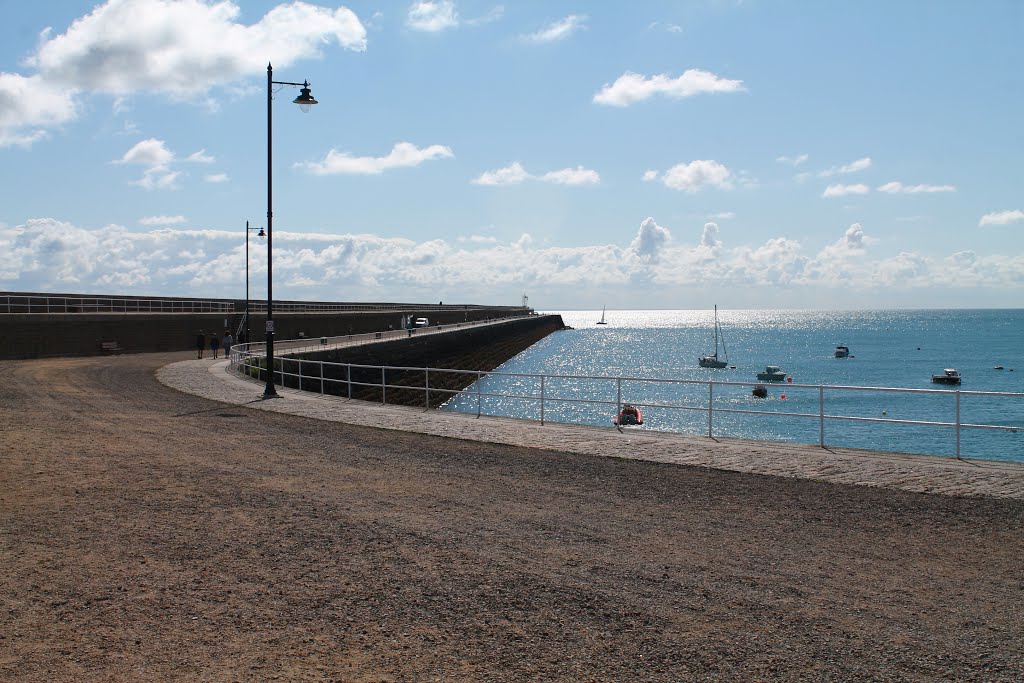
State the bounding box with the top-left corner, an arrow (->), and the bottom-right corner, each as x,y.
195,330 -> 205,359
210,331 -> 220,359
222,330 -> 233,358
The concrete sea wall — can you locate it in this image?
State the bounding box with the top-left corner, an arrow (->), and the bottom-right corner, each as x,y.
0,306 -> 529,359
259,315 -> 567,408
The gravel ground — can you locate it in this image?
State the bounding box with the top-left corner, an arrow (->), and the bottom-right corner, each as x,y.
1,352 -> 1023,682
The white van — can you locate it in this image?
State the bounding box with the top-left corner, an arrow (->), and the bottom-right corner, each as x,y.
413,317 -> 430,327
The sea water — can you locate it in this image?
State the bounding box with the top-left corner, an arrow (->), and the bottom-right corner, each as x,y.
440,309 -> 1024,462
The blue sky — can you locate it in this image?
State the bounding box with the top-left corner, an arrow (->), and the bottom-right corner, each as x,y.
1,0 -> 1021,309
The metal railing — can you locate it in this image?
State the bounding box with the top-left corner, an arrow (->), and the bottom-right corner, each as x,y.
236,314 -> 536,357
0,294 -> 234,314
229,344 -> 1023,459
0,291 -> 532,316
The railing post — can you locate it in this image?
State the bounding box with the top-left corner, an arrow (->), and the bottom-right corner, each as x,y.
476,371 -> 482,418
819,385 -> 825,448
320,360 -> 324,395
540,374 -> 545,425
955,390 -> 961,459
382,366 -> 386,404
425,368 -> 430,410
298,358 -> 302,391
616,377 -> 622,416
708,382 -> 714,437
347,364 -> 352,400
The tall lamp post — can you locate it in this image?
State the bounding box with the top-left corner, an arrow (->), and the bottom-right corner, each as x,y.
245,220 -> 265,344
264,62 -> 317,398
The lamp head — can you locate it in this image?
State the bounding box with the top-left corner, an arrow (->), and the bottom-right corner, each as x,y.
257,227 -> 266,240
293,81 -> 317,113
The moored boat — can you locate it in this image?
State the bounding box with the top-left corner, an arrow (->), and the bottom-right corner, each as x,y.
613,403 -> 643,426
931,368 -> 962,385
834,345 -> 850,358
757,365 -> 787,382
698,305 -> 729,368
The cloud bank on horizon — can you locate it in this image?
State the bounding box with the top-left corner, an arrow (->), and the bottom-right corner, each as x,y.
3,217 -> 1020,306
0,0 -> 1021,308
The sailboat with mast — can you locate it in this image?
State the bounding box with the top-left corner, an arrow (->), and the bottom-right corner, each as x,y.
698,305 -> 729,368
596,306 -> 608,325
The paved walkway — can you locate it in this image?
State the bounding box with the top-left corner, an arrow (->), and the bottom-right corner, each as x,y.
157,358 -> 1024,500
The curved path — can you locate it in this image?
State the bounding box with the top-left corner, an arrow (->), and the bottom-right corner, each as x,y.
2,353 -> 1023,680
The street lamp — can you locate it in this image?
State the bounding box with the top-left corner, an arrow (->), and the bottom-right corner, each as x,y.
264,62 -> 317,399
245,220 -> 265,344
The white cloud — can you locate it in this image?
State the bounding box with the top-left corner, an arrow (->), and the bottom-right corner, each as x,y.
135,167 -> 181,190
655,160 -> 732,192
630,217 -> 672,260
979,209 -> 1024,226
205,173 -> 229,183
819,156 -> 872,177
648,21 -> 683,33
115,138 -> 185,189
1,1 -> 365,145
465,6 -> 504,26
139,215 -> 186,226
642,170 -> 659,182
457,234 -> 499,244
700,222 -> 721,249
593,69 -> 745,107
539,166 -> 600,186
407,1 -> 458,31
3,218 -> 1023,300
473,162 -> 600,186
777,154 -> 809,166
473,162 -> 529,186
116,138 -> 174,167
709,211 -> 735,220
299,142 -> 454,175
0,73 -> 78,147
822,183 -> 869,198
877,181 -> 956,194
187,149 -> 215,163
523,15 -> 586,43
29,0 -> 365,96
818,222 -> 875,261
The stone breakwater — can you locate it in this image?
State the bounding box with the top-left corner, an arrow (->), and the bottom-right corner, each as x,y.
267,314 -> 565,408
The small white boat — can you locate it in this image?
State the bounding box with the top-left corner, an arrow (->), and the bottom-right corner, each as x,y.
698,305 -> 729,368
931,368 -> 961,385
757,365 -> 787,382
596,306 -> 607,325
834,345 -> 850,358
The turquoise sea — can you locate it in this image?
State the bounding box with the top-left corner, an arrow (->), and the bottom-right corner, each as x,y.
441,309 -> 1024,461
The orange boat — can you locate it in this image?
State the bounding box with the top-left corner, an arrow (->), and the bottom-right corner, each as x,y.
613,403 -> 643,427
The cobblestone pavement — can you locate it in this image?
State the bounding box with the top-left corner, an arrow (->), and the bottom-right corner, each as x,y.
156,358 -> 1024,500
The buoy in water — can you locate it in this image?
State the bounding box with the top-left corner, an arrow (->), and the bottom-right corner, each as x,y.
882,410 -> 887,416
780,394 -> 787,399
786,377 -> 793,383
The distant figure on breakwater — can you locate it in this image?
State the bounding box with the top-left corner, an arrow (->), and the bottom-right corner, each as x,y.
210,333 -> 220,359
223,331 -> 233,357
195,331 -> 205,359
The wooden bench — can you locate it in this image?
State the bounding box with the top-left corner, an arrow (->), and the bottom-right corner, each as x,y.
99,340 -> 124,355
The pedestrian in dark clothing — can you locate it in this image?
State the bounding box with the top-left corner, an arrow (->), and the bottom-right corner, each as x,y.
210,333 -> 220,359
195,331 -> 205,359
